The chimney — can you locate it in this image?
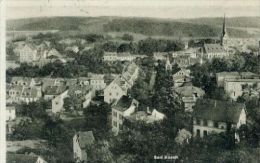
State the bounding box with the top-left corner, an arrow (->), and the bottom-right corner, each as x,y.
146,107 -> 151,114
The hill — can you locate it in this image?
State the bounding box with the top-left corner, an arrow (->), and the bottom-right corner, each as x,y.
7,16 -> 260,38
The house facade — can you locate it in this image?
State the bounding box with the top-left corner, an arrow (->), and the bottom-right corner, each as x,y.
51,90 -> 68,113
73,131 -> 95,162
111,96 -> 139,134
224,78 -> 260,100
6,105 -> 16,121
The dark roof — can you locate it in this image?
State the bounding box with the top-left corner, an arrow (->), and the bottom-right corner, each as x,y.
204,44 -> 225,53
44,86 -> 67,95
193,99 -> 245,124
77,131 -> 95,149
114,96 -> 135,112
6,154 -> 39,163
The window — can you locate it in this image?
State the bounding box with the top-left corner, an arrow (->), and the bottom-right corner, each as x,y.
193,118 -> 197,124
196,129 -> 200,137
203,130 -> 207,137
203,119 -> 207,126
109,93 -> 112,96
116,92 -> 119,96
119,114 -> 123,120
113,121 -> 117,127
214,121 -> 218,128
113,111 -> 117,117
119,124 -> 123,130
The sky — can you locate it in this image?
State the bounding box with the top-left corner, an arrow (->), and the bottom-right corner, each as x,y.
6,0 -> 260,20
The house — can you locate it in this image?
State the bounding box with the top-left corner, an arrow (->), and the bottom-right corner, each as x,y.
19,87 -> 42,104
216,71 -> 259,87
193,99 -> 246,142
6,154 -> 47,163
121,62 -> 139,86
73,131 -> 95,162
172,69 -> 191,87
103,52 -> 117,61
11,77 -> 36,87
65,45 -> 79,54
7,85 -> 24,103
67,85 -> 96,109
153,52 -> 168,61
78,77 -> 90,86
103,52 -> 147,62
41,78 -> 65,91
172,48 -> 199,59
104,62 -> 139,104
203,44 -> 229,60
51,89 -> 68,113
175,83 -> 205,112
104,76 -> 128,104
7,85 -> 42,104
172,55 -> 199,68
6,105 -> 16,121
88,73 -> 107,90
44,86 -> 67,100
224,78 -> 260,100
65,78 -> 78,86
17,44 -> 38,63
111,96 -> 139,134
125,108 -> 165,124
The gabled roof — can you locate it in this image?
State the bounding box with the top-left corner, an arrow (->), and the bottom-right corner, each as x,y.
44,86 -> 67,95
193,99 -> 245,124
6,154 -> 40,163
175,85 -> 205,97
68,85 -> 92,96
204,44 -> 225,53
11,77 -> 33,85
76,131 -> 95,149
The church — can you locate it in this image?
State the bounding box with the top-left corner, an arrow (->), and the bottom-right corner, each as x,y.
202,15 -> 229,60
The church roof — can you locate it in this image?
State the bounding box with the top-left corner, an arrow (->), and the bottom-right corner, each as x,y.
204,44 -> 225,53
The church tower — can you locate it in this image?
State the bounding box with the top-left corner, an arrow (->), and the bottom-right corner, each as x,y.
220,14 -> 229,49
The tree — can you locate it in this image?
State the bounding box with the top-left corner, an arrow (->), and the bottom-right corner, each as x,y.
121,33 -> 134,41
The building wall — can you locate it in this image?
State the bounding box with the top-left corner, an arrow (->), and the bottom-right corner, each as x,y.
193,118 -> 227,137
6,108 -> 16,121
90,79 -> 106,90
224,80 -> 260,100
52,90 -> 68,113
73,135 -> 83,161
104,82 -> 126,104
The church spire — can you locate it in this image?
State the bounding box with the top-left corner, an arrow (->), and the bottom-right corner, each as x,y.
221,13 -> 228,47
222,13 -> 226,37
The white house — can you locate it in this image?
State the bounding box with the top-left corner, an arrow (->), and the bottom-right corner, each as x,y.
73,131 -> 95,162
6,105 -> 16,121
193,99 -> 246,142
104,76 -> 128,104
224,78 -> 260,100
51,90 -> 68,113
104,62 -> 139,104
111,96 -> 139,134
216,71 -> 259,87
